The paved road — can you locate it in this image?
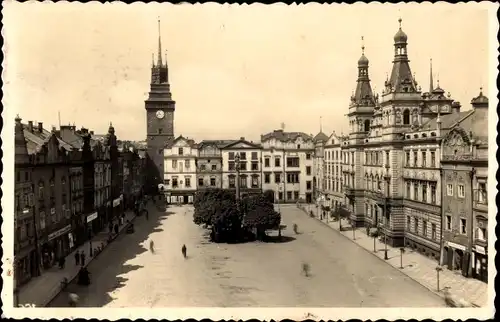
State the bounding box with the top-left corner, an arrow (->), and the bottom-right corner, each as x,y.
49,204 -> 445,307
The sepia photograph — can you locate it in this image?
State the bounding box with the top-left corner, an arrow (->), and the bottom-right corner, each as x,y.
1,1 -> 497,320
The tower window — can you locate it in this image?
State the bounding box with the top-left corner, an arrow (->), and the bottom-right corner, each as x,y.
364,120 -> 370,132
158,128 -> 163,134
403,110 -> 410,125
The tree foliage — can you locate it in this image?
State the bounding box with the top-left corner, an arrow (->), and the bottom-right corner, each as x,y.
242,194 -> 281,234
263,189 -> 275,204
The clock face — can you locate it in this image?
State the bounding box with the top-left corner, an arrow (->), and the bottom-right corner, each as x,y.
441,104 -> 450,112
156,110 -> 165,119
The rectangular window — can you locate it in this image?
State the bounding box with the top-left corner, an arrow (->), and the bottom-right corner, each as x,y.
446,184 -> 453,196
278,192 -> 283,200
211,164 -> 217,171
229,176 -> 235,188
294,191 -> 299,200
406,181 -> 411,199
172,160 -> 177,169
413,151 -> 418,167
275,157 -> 281,167
228,162 -> 235,171
458,184 -> 465,198
251,176 -> 259,188
264,158 -> 270,167
414,182 -> 419,200
172,178 -> 178,188
210,178 -> 216,186
275,173 -> 281,184
185,177 -> 191,188
251,152 -> 258,160
414,217 -> 419,233
240,176 -> 247,188
240,152 -> 247,160
460,218 -> 467,234
200,164 -> 206,171
406,216 -> 410,229
306,181 -> 312,190
306,166 -> 311,176
306,153 -> 312,160
478,182 -> 487,204
264,173 -> 271,184
287,191 -> 292,200
422,151 -> 427,167
422,183 -> 427,203
198,178 -> 204,187
430,183 -> 436,204
430,151 -> 436,168
477,227 -> 486,241
185,160 -> 190,169
286,157 -> 300,167
423,220 -> 427,237
405,152 -> 410,166
178,148 -> 183,156
240,162 -> 247,171
385,151 -> 390,167
446,215 -> 452,230
251,162 -> 259,171
286,173 -> 299,183
229,152 -> 235,160
431,223 -> 437,240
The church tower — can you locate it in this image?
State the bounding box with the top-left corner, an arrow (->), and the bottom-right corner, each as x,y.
348,36 -> 375,144
145,19 -> 176,191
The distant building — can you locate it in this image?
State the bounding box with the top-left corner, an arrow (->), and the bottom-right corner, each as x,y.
221,138 -> 263,197
196,140 -> 232,190
163,136 -> 198,204
316,132 -> 344,210
261,129 -> 314,203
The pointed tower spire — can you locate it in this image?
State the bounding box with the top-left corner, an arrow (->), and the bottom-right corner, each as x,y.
429,58 -> 434,92
157,17 -> 163,67
320,116 -> 323,132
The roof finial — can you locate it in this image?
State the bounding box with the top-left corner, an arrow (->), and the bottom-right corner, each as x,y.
437,73 -> 440,88
157,17 -> 163,67
429,58 -> 434,92
152,53 -> 155,67
320,116 -> 323,132
361,36 -> 365,55
479,86 -> 483,95
398,17 -> 402,29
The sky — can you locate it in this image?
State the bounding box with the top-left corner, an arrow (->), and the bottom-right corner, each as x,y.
2,1 -> 494,142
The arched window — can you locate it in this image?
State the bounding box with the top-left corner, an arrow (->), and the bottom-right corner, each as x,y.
403,109 -> 411,125
364,119 -> 370,132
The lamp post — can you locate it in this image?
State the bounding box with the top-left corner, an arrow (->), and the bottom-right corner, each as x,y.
383,165 -> 390,261
235,153 -> 241,201
399,247 -> 405,269
352,224 -> 356,240
373,231 -> 377,252
436,266 -> 443,292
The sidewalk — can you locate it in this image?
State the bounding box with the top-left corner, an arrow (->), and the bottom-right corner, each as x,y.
18,210 -> 137,307
299,206 -> 488,307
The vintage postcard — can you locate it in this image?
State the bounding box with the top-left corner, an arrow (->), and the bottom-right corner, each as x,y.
1,1 -> 497,320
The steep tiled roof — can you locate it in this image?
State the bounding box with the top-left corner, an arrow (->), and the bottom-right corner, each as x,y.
313,131 -> 329,142
22,124 -> 73,154
419,111 -> 472,132
261,130 -> 313,143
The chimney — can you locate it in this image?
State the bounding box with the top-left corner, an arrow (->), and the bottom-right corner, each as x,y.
38,122 -> 43,133
51,126 -> 57,133
90,131 -> 94,135
28,121 -> 34,132
451,101 -> 461,114
240,137 -> 245,140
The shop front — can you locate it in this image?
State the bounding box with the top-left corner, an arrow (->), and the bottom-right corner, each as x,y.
41,224 -> 72,268
87,211 -> 99,238
472,245 -> 488,282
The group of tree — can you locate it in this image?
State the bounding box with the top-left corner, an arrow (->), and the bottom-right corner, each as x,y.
193,189 -> 281,243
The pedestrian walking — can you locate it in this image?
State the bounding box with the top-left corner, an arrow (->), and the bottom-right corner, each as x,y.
149,240 -> 155,253
301,262 -> 310,277
114,223 -> 119,235
68,293 -> 79,307
145,210 -> 149,220
74,250 -> 80,266
108,222 -> 113,233
293,223 -> 298,234
59,256 -> 65,269
80,251 -> 86,266
120,214 -> 124,225
181,244 -> 187,258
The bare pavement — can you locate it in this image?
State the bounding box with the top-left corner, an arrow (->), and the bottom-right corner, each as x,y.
49,204 -> 446,307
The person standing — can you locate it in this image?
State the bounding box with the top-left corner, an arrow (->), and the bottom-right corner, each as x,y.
80,251 -> 86,266
74,250 -> 80,266
114,223 -> 119,235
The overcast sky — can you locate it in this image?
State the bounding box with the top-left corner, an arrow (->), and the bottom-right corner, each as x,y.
3,1 -> 493,141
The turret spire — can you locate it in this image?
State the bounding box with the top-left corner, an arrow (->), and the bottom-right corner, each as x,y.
157,17 -> 163,67
429,58 -> 434,92
320,116 -> 323,132
361,36 -> 365,55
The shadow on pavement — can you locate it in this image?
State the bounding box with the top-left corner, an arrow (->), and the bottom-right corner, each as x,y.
262,235 -> 296,243
48,201 -> 174,307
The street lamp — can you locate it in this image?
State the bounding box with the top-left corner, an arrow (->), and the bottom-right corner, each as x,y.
235,153 -> 241,201
436,266 -> 443,292
383,165 -> 390,261
399,247 -> 405,269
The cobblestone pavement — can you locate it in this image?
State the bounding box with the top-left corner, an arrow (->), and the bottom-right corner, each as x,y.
298,204 -> 488,307
48,203 -> 445,307
18,210 -> 137,307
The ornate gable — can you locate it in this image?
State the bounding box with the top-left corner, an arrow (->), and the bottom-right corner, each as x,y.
442,126 -> 472,161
